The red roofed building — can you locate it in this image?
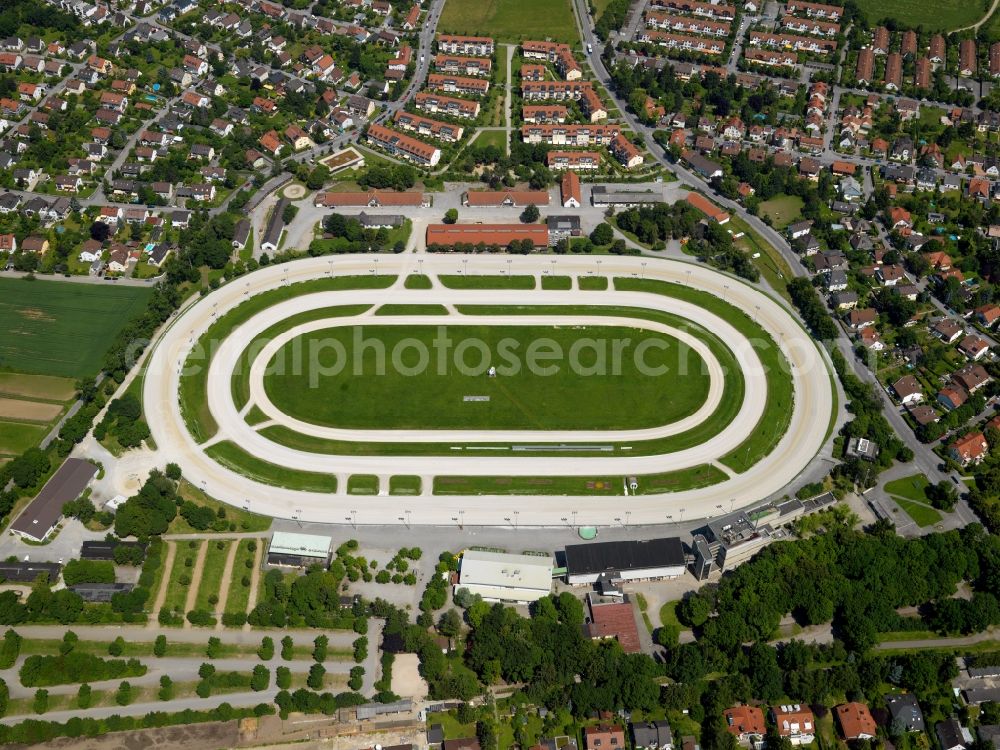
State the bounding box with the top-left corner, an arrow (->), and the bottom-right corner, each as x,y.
426,223 -> 549,248
724,706 -> 766,747
949,431 -> 988,466
584,593 -> 641,653
462,190 -> 550,207
561,170 -> 581,207
836,704 -> 877,741
314,190 -> 428,208
583,724 -> 625,750
772,705 -> 815,746
686,192 -> 730,223
610,133 -> 643,168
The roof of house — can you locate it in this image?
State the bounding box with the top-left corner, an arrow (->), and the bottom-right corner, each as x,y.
464,190 -> 550,207
564,537 -> 685,577
836,703 -> 878,739
426,223 -> 549,247
586,594 -> 641,653
10,459 -> 97,540
724,706 -> 766,737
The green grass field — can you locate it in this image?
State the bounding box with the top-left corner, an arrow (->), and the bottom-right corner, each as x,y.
390,475 -> 422,495
893,497 -> 942,528
541,276 -> 573,290
206,441 -> 338,492
224,539 -> 259,617
884,474 -> 931,503
0,421 -> 49,456
473,129 -> 509,151
758,195 -> 804,230
347,474 -> 379,494
194,540 -> 231,613
578,277 -> 609,291
853,0 -> 987,30
0,278 -> 153,378
375,304 -> 449,315
163,541 -> 200,614
263,324 -> 710,430
404,275 -> 433,289
439,0 -> 578,42
439,274 -> 536,290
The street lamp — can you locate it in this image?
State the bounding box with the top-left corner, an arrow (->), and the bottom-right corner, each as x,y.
641,261 -> 646,279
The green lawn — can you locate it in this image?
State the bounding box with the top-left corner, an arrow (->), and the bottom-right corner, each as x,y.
541,276 -> 573,290
473,129 -> 508,151
893,497 -> 942,528
374,304 -> 449,315
853,0 -> 988,30
263,324 -> 710,430
347,474 -> 379,495
0,421 -> 49,456
438,274 -> 536,290
206,441 -> 338,492
659,600 -> 680,630
758,194 -> 804,230
194,540 -> 231,613
439,0 -> 578,42
229,305 -> 371,410
163,541 -> 201,613
578,277 -> 609,291
404,274 -> 433,289
224,539 -> 259,617
389,475 -> 422,495
884,474 -> 931,503
434,465 -> 725,495
0,277 -> 153,378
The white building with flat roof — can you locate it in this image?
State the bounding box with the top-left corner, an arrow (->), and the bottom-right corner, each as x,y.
456,550 -> 553,603
266,531 -> 333,567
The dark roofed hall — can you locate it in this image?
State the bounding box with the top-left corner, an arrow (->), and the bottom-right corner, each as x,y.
10,458 -> 97,542
565,537 -> 686,583
0,561 -> 61,583
80,539 -> 146,561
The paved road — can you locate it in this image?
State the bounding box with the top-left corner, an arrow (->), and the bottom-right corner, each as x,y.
137,253 -> 833,526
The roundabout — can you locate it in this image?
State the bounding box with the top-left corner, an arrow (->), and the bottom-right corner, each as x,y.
144,254 -> 835,526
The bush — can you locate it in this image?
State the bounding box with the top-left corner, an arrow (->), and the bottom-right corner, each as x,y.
77,683 -> 92,709
259,637 -> 274,661
20,654 -> 146,687
108,636 -> 125,656
153,635 -> 167,657
206,637 -> 222,659
33,689 -> 48,715
307,663 -> 325,690
276,666 -> 292,689
348,665 -> 364,691
313,635 -> 328,663
281,636 -> 294,661
63,560 -> 115,586
115,681 -> 131,706
251,665 -> 270,692
0,630 -> 21,669
158,675 -> 174,701
353,637 -> 368,663
186,610 -> 217,627
221,612 -> 247,627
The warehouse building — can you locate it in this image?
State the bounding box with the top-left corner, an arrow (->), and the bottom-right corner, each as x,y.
10,458 -> 97,542
0,561 -> 61,583
456,550 -> 553,603
266,532 -> 333,568
564,537 -> 686,585
80,539 -> 145,561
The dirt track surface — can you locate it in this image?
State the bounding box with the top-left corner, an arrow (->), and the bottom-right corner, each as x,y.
19,720 -> 238,750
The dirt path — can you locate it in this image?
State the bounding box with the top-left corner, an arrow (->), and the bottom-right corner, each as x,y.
181,540 -> 208,629
147,541 -> 176,629
954,0 -> 1000,32
213,540 -> 240,630
241,542 -> 264,631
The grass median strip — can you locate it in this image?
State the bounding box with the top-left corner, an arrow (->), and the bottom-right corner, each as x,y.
390,475 -> 422,495
224,539 -> 260,618
438,274 -> 536,290
206,441 -> 338,492
375,304 -> 449,315
194,540 -> 231,613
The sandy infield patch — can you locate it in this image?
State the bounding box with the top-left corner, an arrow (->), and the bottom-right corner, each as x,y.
283,183 -> 307,199
0,398 -> 62,422
391,653 -> 428,699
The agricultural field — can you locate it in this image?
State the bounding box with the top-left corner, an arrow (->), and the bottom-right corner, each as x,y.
439,0 -> 578,43
0,278 -> 153,379
853,0 -> 988,30
0,373 -> 78,457
263,324 -> 710,431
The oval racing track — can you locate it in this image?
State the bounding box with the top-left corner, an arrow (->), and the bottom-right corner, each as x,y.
144,254 -> 833,525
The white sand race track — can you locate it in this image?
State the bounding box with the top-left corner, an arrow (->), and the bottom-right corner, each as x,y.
143,254 -> 834,526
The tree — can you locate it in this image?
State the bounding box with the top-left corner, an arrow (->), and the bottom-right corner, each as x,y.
520,204 -> 540,223
108,636 -> 125,656
153,635 -> 167,657
276,666 -> 292,689
437,608 -> 462,638
33,688 -> 48,714
281,636 -> 294,661
590,223 -> 614,245
199,663 -> 216,680
9,448 -> 50,489
251,665 -> 270,691
259,636 -> 274,660
927,480 -> 959,511
206,637 -> 222,659
77,683 -> 92,709
164,463 -> 182,481
307,663 -> 326,690
115,681 -> 132,706
89,221 -> 111,242
158,675 -> 173,701
313,635 -> 328,663
443,208 -> 458,224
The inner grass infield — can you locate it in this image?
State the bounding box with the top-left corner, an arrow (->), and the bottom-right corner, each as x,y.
261,323 -> 711,431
